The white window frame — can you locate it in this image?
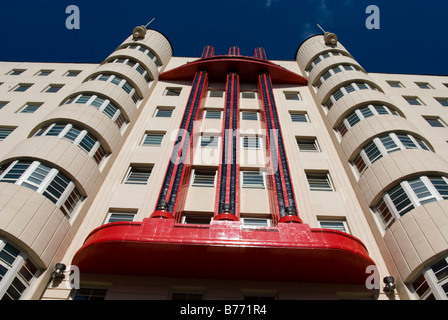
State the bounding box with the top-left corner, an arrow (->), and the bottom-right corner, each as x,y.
296,138 -> 320,152
19,103 -> 42,114
154,107 -> 174,118
410,255 -> 448,300
200,134 -> 220,149
191,169 -> 217,188
289,112 -> 309,123
241,217 -> 271,228
306,172 -> 334,192
241,136 -> 262,150
241,110 -> 259,121
204,109 -> 222,120
141,132 -> 165,146
318,219 -> 350,233
0,127 -> 15,141
0,239 -> 38,300
123,166 -> 153,185
105,210 -> 136,224
241,170 -> 265,189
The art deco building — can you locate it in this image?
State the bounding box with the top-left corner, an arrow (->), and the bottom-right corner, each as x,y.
1,27 -> 448,300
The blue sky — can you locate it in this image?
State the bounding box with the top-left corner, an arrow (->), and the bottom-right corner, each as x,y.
0,0 -> 447,75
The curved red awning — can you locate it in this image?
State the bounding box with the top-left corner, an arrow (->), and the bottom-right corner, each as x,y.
159,55 -> 308,85
72,218 -> 375,284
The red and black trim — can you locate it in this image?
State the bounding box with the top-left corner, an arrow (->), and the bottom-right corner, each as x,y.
215,72 -> 240,221
254,47 -> 267,60
152,70 -> 209,219
258,73 -> 302,224
201,45 -> 215,58
228,46 -> 240,56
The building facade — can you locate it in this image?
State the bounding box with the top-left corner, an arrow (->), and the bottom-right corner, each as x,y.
0,27 -> 448,300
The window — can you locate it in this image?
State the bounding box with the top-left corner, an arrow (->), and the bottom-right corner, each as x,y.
0,240 -> 38,300
354,133 -> 432,174
306,51 -> 348,72
181,213 -> 213,225
191,169 -> 216,187
416,82 -> 433,89
65,70 -> 81,77
424,117 -> 447,128
13,84 -> 32,92
410,255 -> 448,300
0,127 -> 14,141
106,57 -> 152,83
200,135 -> 219,148
242,136 -> 261,149
404,96 -> 424,106
241,91 -> 257,99
34,123 -> 107,164
387,81 -> 404,88
241,217 -> 271,228
296,138 -> 320,152
72,288 -> 108,300
155,107 -> 174,118
142,132 -> 165,146
314,64 -> 362,88
0,160 -> 83,217
89,73 -> 140,103
284,91 -> 301,101
124,44 -> 163,67
241,111 -> 259,121
306,172 -> 334,191
164,87 -> 182,96
241,171 -> 265,189
208,89 -> 224,98
319,220 -> 349,233
290,112 -> 309,123
204,110 -> 222,119
106,210 -> 136,223
323,82 -> 378,110
124,166 -> 152,185
64,94 -> 127,129
435,98 -> 448,107
375,176 -> 448,229
0,102 -> 9,110
8,69 -> 25,76
36,70 -> 53,76
45,84 -> 64,93
18,103 -> 42,114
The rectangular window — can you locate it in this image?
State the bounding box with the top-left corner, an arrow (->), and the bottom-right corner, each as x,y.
13,84 -> 32,92
364,141 -> 383,163
376,198 -> 395,228
242,136 -> 261,149
155,107 -> 174,118
404,96 -> 423,106
424,117 -> 447,128
73,288 -> 108,300
0,102 -> 9,110
124,166 -> 152,185
191,169 -> 216,187
164,88 -> 182,96
208,90 -> 224,98
388,184 -> 414,216
416,82 -> 433,89
241,91 -> 257,99
9,69 -> 25,76
142,132 -> 165,146
241,217 -> 271,228
290,112 -> 309,123
306,172 -> 334,191
65,70 -> 81,77
408,178 -> 437,205
319,220 -> 348,233
241,171 -> 265,189
241,111 -> 259,121
380,136 -> 400,154
387,81 -> 404,88
435,98 -> 448,107
296,138 -> 319,152
181,213 -> 213,226
204,110 -> 222,119
284,91 -> 301,101
0,127 -> 15,141
354,154 -> 367,174
200,135 -> 219,148
37,70 -> 53,76
397,134 -> 418,149
429,177 -> 448,200
106,210 -> 136,223
19,103 -> 42,114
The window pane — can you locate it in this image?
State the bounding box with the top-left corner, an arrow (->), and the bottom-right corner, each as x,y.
307,174 -> 333,191
397,134 -> 417,149
1,162 -> 32,183
205,110 -> 222,119
388,184 -> 414,216
290,113 -> 308,122
380,135 -> 400,153
125,167 -> 152,185
143,133 -> 164,146
192,171 -> 216,187
0,244 -> 20,266
242,171 -> 264,189
364,141 -> 382,163
429,177 -> 448,199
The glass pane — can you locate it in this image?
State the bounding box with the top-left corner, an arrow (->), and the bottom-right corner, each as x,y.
0,244 -> 20,266
429,177 -> 448,199
242,172 -> 264,189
